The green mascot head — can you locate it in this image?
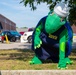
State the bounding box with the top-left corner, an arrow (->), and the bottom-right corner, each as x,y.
45,2 -> 69,34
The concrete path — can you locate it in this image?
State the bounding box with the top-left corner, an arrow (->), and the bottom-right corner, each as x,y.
0,70 -> 76,75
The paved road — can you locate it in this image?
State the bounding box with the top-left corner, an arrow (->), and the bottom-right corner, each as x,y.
0,42 -> 31,50
0,41 -> 76,50
72,42 -> 76,49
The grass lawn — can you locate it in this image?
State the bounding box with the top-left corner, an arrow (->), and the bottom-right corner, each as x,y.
0,49 -> 76,70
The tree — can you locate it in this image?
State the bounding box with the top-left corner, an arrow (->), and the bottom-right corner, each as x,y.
68,5 -> 76,25
20,0 -> 76,25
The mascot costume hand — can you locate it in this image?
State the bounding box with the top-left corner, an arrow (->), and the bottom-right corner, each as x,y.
30,2 -> 73,69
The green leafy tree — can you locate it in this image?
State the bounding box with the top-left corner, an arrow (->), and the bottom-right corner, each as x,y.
68,5 -> 76,25
20,0 -> 76,25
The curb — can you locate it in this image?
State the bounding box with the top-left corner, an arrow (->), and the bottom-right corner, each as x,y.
0,70 -> 76,75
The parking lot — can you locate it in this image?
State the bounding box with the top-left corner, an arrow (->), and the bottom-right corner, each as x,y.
0,41 -> 76,50
0,41 -> 31,50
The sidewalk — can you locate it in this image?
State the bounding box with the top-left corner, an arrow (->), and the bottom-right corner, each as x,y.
0,70 -> 76,75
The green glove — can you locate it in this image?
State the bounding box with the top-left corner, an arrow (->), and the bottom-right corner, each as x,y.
65,57 -> 73,65
58,57 -> 73,69
58,59 -> 67,69
58,50 -> 67,69
34,24 -> 43,49
34,35 -> 42,49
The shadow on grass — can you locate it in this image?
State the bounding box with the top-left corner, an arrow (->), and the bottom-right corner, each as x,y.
70,58 -> 76,61
71,49 -> 76,56
0,48 -> 76,63
0,49 -> 35,61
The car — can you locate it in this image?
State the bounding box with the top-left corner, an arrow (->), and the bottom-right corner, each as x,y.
19,31 -> 24,35
20,28 -> 34,43
21,31 -> 33,43
0,34 -> 4,43
28,28 -> 34,31
73,33 -> 76,42
1,30 -> 21,42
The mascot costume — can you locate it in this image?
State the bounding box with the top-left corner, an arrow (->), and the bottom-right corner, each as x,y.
30,3 -> 73,69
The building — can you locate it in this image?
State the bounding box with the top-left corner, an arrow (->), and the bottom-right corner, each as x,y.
72,25 -> 76,33
0,14 -> 16,31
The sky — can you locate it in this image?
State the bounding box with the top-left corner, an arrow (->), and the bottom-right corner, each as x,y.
0,0 -> 50,28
